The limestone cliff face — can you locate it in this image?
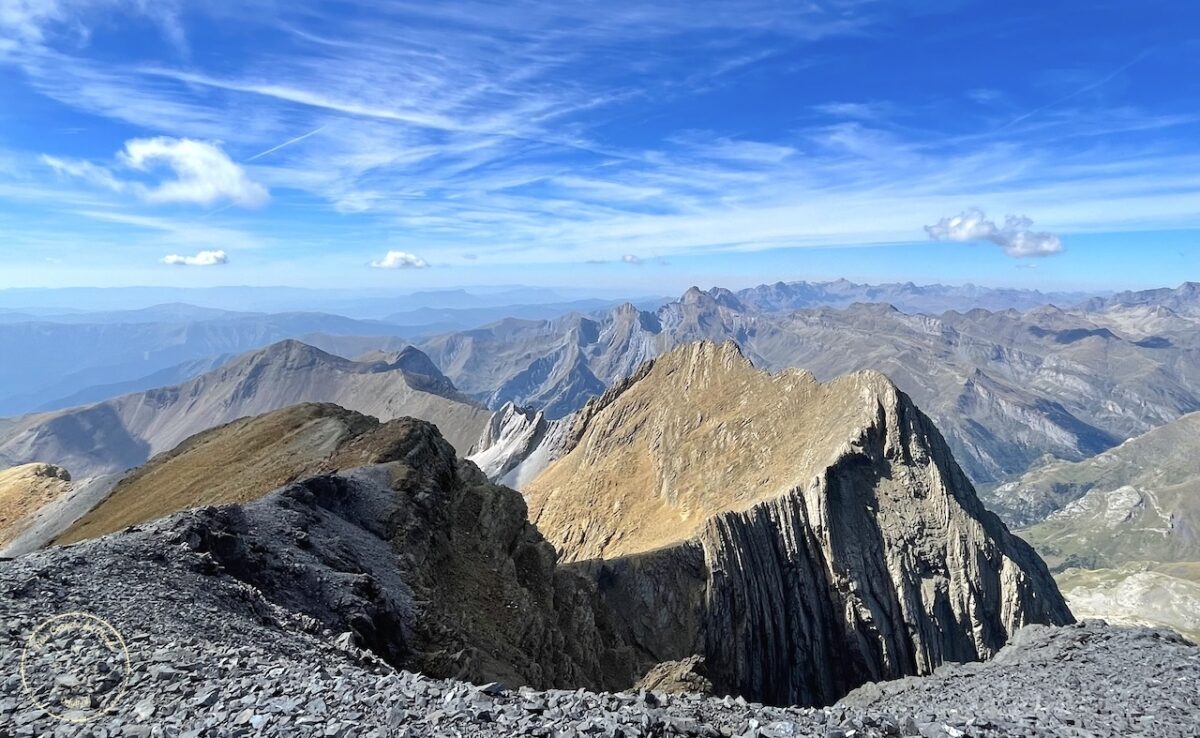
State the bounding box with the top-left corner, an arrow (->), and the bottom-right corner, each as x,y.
528,340 -> 1073,706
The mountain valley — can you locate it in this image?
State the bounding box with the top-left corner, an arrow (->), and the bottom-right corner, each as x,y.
1,285 -> 1197,735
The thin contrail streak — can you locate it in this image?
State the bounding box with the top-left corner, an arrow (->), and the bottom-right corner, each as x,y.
244,125 -> 326,161
995,48 -> 1155,133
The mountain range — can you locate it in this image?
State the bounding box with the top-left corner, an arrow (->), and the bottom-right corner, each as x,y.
0,341 -> 1071,710
0,311 -> 417,415
0,279 -> 1110,417
0,326 -> 1192,733
525,340 -> 1069,706
4,279 -> 1200,654
428,283 -> 1200,487
0,341 -> 489,554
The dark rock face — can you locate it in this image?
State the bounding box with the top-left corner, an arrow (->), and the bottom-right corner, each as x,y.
2,539 -> 1195,738
36,418 -> 643,693
534,343 -> 1073,707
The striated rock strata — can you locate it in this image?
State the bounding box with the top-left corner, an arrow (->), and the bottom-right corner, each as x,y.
527,340 -> 1073,706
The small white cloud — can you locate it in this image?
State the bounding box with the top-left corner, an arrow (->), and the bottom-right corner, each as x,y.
925,208 -> 1062,258
621,254 -> 642,265
42,138 -> 269,209
370,251 -> 429,269
162,249 -> 228,266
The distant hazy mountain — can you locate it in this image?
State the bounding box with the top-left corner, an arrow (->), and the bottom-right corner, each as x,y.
0,340 -> 490,555
4,302 -> 255,325
0,312 -> 413,415
730,279 -> 1098,314
33,353 -> 237,412
422,286 -> 1200,485
1083,281 -> 1200,315
0,284 -> 649,316
301,333 -> 413,359
383,296 -> 669,335
0,340 -> 489,482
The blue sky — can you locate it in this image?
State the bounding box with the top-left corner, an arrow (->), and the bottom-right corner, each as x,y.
0,0 -> 1197,291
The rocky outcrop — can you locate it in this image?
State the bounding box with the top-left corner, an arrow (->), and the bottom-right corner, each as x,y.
0,462 -> 72,548
635,656 -> 714,695
467,402 -> 570,488
8,414 -> 644,692
3,534 -> 1195,737
528,341 -> 1073,706
55,403 -> 417,545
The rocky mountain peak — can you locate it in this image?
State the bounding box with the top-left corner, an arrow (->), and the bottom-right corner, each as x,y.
612,301 -> 640,317
657,338 -> 749,376
706,287 -> 745,310
244,338 -> 335,367
679,285 -> 723,309
525,340 -> 1072,706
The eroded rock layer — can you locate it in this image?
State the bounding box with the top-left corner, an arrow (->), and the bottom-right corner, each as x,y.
528,340 -> 1073,706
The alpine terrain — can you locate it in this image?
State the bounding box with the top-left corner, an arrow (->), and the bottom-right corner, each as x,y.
526,341 -> 1073,706
0,341 -> 489,555
994,412 -> 1200,640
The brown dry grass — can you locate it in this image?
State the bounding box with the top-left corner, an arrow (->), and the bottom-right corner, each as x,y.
525,340 -> 901,562
57,403 -> 381,544
0,463 -> 72,548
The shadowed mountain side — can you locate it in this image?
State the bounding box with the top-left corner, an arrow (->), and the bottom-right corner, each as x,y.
18,394 -> 1069,709
19,416 -> 650,692
527,341 -> 1073,706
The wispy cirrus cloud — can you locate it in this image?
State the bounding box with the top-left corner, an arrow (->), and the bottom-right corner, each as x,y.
43,138 -> 269,208
1,0 -> 1199,280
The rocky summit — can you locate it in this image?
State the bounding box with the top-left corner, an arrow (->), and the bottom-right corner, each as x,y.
527,340 -> 1073,707
1,536 -> 1196,737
